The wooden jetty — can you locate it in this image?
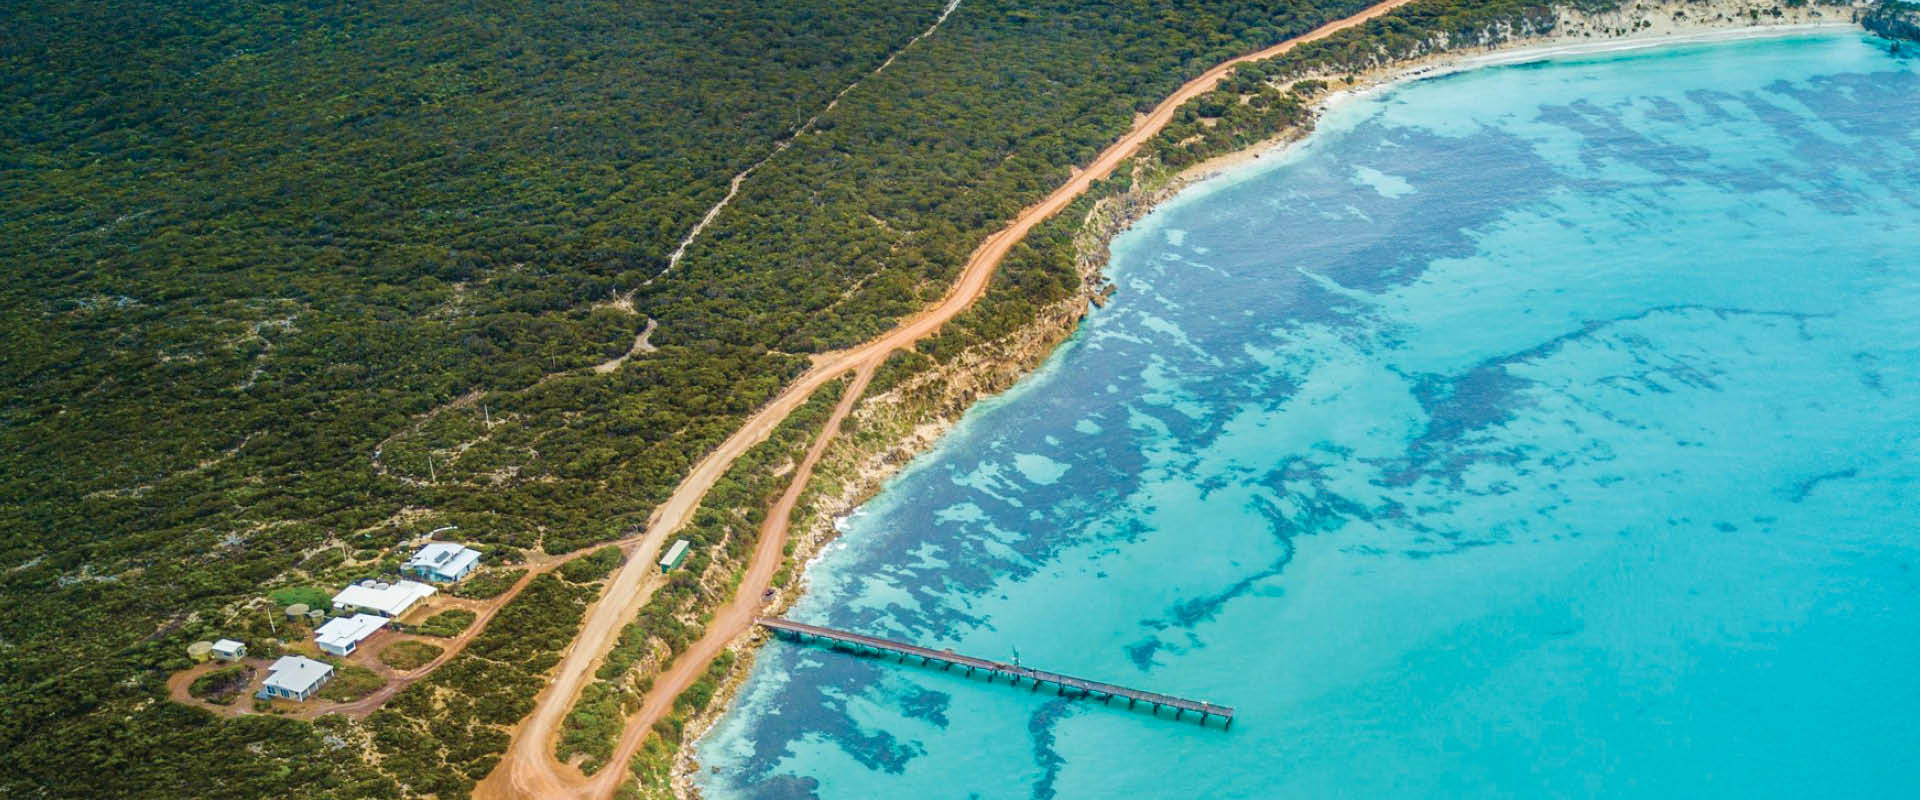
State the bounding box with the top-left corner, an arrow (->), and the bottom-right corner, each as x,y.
755,617 -> 1234,729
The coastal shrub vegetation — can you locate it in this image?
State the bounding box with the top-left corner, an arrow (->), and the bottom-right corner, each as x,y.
366,573 -> 596,795
189,665 -> 255,706
0,0 -> 924,789
559,546 -> 626,584
377,641 -> 445,671
316,664 -> 385,703
415,609 -> 477,638
451,568 -> 525,600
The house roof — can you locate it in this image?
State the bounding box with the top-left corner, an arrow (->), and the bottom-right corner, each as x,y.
405,542 -> 482,576
315,613 -> 388,651
211,638 -> 245,653
263,655 -> 333,694
331,580 -> 436,616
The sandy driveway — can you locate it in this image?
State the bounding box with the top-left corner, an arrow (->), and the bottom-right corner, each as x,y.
475,2 -> 1418,797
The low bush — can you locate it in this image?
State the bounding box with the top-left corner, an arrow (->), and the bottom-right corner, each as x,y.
316,664 -> 384,703
378,640 -> 444,671
367,574 -> 597,794
416,609 -> 477,638
266,586 -> 332,609
559,546 -> 625,584
453,568 -> 524,600
297,548 -> 346,574
189,665 -> 254,706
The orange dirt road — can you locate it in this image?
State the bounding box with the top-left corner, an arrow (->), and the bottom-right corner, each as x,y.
476,2 -> 1415,797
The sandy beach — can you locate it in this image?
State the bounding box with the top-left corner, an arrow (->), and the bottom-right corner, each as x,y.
1189,23 -> 1861,185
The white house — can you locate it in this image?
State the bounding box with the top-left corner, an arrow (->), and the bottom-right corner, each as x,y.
314,613 -> 389,656
210,639 -> 247,661
331,579 -> 436,618
404,542 -> 482,583
258,655 -> 334,702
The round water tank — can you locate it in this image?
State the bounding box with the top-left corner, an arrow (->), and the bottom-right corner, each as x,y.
360,579 -> 377,588
373,581 -> 391,591
308,610 -> 326,624
187,641 -> 213,662
285,603 -> 309,619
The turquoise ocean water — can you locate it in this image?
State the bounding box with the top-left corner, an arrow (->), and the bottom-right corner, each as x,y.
695,33 -> 1920,798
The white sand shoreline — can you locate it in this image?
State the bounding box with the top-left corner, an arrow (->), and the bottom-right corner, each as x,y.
1179,18 -> 1864,189
1448,20 -> 1856,68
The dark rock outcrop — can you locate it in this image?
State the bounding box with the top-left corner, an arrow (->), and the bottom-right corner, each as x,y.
1864,1 -> 1920,43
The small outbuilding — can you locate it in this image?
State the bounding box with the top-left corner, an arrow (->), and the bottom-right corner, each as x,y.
404,541 -> 483,583
210,639 -> 247,661
314,613 -> 389,657
258,655 -> 333,702
331,579 -> 436,618
659,539 -> 691,573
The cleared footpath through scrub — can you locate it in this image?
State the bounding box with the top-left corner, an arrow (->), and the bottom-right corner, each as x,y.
476,1 -> 1418,797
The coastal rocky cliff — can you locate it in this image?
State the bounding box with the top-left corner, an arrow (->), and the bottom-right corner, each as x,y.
1864,1 -> 1920,41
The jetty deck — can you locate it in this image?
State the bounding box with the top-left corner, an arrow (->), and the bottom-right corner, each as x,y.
756,617 -> 1233,728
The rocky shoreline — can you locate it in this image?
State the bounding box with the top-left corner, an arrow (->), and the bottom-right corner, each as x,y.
1864,1 -> 1920,41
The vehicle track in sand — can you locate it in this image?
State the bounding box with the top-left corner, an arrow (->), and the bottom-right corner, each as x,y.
476,2 -> 1417,796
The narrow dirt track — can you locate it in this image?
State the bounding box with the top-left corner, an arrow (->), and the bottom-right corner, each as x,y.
593,365 -> 875,796
476,2 -> 1415,797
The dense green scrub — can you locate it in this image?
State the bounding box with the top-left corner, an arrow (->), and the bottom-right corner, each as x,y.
558,545 -> 625,584
415,608 -> 477,638
450,567 -> 526,600
316,664 -> 385,703
1,0 -> 1542,795
377,640 -> 444,671
188,665 -> 255,705
646,0 -> 1376,352
0,1 -> 930,795
367,572 -> 598,795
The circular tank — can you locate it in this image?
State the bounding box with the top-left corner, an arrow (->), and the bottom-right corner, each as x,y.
187,641 -> 213,662
285,603 -> 309,619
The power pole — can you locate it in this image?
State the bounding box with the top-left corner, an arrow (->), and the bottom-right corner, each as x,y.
263,602 -> 277,635
427,454 -> 437,483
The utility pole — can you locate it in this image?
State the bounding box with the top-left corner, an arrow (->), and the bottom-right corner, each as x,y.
263,602 -> 277,635
427,454 -> 437,482
483,404 -> 491,427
